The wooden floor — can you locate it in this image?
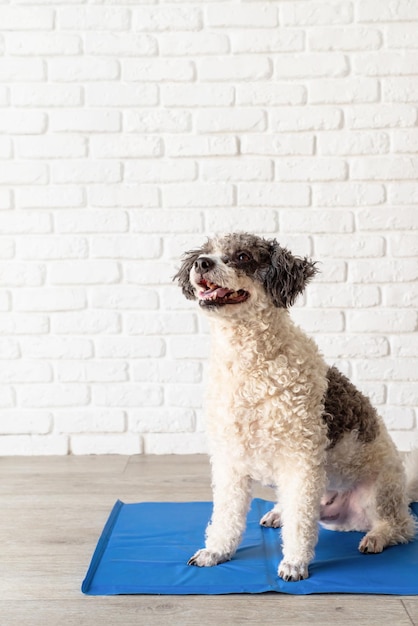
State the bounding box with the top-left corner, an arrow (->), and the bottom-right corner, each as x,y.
1,454 -> 417,626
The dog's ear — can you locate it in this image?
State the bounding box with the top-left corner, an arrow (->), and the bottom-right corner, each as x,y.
173,248 -> 203,300
262,241 -> 318,308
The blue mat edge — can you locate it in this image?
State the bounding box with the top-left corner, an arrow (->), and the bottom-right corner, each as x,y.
82,499 -> 418,597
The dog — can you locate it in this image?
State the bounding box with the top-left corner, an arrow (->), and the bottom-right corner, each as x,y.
174,232 -> 418,582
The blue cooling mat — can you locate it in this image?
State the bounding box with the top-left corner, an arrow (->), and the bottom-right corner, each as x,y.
82,498 -> 418,596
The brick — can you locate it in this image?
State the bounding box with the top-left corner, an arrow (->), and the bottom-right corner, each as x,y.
169,336 -> 210,359
159,32 -> 229,56
0,7 -> 54,30
166,383 -> 203,408
85,83 -> 158,107
0,163 -> 47,186
346,105 -> 417,129
125,261 -> 173,285
48,58 -> 120,82
144,433 -> 207,455
0,338 -> 20,358
122,59 -> 194,82
207,207 -> 278,237
383,284 -> 418,308
387,24 -> 418,48
241,134 -> 314,156
316,334 -> 389,358
0,111 -> 46,134
383,77 -> 418,102
239,183 -> 310,207
0,262 -> 45,287
391,335 -> 418,357
231,29 -> 304,54
281,209 -> 354,233
91,235 -> 161,259
271,107 -> 342,132
0,212 -> 51,234
17,186 -> 84,210
351,156 -> 418,180
125,110 -> 191,133
57,7 -> 131,31
125,160 -> 196,184
0,313 -> 48,335
90,135 -> 161,158
291,309 -> 345,333
52,311 -> 120,335
166,135 -> 238,158
0,387 -> 14,408
275,158 -> 347,182
89,185 -> 159,209
16,136 -> 87,159
96,337 -> 164,359
347,310 -> 417,333
132,360 -> 201,384
276,53 -> 348,78
0,435 -> 68,456
7,32 -> 81,55
207,4 -> 278,27
315,235 -> 385,258
54,410 -> 125,434
93,384 -> 163,407
357,358 -> 418,381
196,109 -> 266,133
50,110 -> 121,133
162,183 -> 234,208
126,313 -> 197,336
133,6 -> 202,31
0,138 -> 12,159
380,407 -> 415,430
85,33 -> 157,56
314,182 -> 385,207
49,260 -> 120,285
281,1 -> 353,25
388,233 -> 418,257
162,84 -> 233,107
317,131 -> 390,155
309,78 -> 379,104
354,51 -> 418,76
388,383 -> 418,406
350,259 -> 418,283
358,1 -> 418,22
237,83 -> 306,106
91,286 -> 159,310
55,210 -> 128,233
129,408 -> 195,434
70,435 -> 142,455
0,412 -> 52,435
22,337 -> 93,359
309,27 -> 382,51
51,161 -> 122,184
392,129 -> 418,153
389,183 -> 418,205
19,384 -> 90,408
14,288 -> 86,312
0,361 -> 51,383
201,158 -> 273,182
198,56 -> 272,81
56,361 -> 128,383
357,207 -> 417,230
0,239 -> 14,260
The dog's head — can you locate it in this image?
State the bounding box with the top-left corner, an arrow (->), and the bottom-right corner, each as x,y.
174,233 -> 317,316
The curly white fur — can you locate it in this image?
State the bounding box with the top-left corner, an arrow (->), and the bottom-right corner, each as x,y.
175,233 -> 417,582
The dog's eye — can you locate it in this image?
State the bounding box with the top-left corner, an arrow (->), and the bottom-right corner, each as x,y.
236,251 -> 252,263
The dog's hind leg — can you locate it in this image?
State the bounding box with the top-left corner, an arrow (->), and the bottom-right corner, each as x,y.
188,458 -> 252,567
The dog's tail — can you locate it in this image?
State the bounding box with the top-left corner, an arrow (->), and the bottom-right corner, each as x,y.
404,449 -> 418,503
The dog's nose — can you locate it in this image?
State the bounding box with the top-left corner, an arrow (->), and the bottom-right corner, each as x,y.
194,256 -> 215,274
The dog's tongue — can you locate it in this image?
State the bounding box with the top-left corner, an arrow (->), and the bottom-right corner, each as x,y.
200,286 -> 231,300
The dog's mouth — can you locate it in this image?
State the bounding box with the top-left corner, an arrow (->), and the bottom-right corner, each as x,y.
197,278 -> 250,307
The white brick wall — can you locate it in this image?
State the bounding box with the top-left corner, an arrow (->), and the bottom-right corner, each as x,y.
0,0 -> 417,455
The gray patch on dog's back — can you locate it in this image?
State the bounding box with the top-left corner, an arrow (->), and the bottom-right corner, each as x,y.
323,366 -> 380,449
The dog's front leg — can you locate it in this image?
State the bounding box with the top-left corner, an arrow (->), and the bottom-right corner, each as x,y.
278,464 -> 326,582
188,459 -> 252,567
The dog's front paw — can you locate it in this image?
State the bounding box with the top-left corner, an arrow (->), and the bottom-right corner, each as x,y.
260,509 -> 282,528
187,549 -> 230,567
278,560 -> 309,582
